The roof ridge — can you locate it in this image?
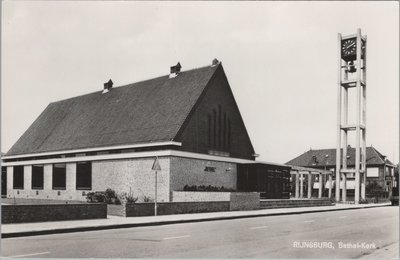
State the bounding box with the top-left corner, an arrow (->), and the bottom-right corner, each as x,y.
49,63 -> 217,105
117,64 -> 216,89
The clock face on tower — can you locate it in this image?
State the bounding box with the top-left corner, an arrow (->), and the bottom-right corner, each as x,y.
342,38 -> 356,57
341,37 -> 365,61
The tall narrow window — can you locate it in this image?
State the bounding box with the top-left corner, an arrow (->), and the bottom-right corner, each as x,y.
32,165 -> 44,190
53,163 -> 66,190
228,119 -> 231,151
13,166 -> 24,189
223,112 -> 227,149
208,114 -> 212,146
213,109 -> 217,149
218,105 -> 222,149
76,161 -> 92,190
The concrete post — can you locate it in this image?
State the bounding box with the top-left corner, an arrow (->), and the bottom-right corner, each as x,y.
318,173 -> 323,198
342,173 -> 347,202
43,164 -> 53,190
328,173 -> 333,198
24,165 -> 32,191
336,33 -> 342,203
361,172 -> 366,200
361,130 -> 367,200
7,166 -> 13,196
307,172 -> 312,199
66,163 -> 76,191
300,172 -> 304,198
354,28 -> 362,205
295,172 -> 299,198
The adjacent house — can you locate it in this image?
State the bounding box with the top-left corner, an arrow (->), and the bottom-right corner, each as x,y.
286,145 -> 395,195
2,60 -> 291,201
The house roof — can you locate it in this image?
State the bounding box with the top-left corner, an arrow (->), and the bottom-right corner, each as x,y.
7,63 -> 221,156
286,146 -> 394,168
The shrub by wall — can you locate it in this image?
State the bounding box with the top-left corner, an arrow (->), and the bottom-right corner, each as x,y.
2,203 -> 107,224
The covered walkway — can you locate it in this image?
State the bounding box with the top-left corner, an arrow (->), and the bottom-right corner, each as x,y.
288,165 -> 334,199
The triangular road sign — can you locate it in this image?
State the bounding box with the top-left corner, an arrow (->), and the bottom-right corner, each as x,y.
152,157 -> 161,171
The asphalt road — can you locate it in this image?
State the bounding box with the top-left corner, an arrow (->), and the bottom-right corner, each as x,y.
2,206 -> 398,258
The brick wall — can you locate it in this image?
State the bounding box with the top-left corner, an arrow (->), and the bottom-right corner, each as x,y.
92,157 -> 170,202
172,191 -> 260,210
6,189 -> 90,201
124,201 -> 230,217
229,192 -> 260,211
6,157 -> 171,202
172,191 -> 231,202
7,163 -> 92,201
6,156 -> 239,203
2,203 -> 107,224
170,157 -> 237,193
107,204 -> 125,217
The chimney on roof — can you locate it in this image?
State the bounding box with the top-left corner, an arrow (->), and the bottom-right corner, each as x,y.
211,58 -> 220,67
169,62 -> 181,79
102,79 -> 113,94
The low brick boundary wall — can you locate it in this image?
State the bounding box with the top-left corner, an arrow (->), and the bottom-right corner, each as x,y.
172,191 -> 231,202
172,191 -> 260,211
229,192 -> 260,211
2,203 -> 107,224
106,192 -> 260,217
107,201 -> 230,217
260,198 -> 333,209
107,204 -> 125,216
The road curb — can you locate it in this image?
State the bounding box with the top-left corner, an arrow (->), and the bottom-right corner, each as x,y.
2,204 -> 390,239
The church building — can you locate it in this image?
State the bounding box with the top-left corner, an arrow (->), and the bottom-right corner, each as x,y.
2,60 -> 290,202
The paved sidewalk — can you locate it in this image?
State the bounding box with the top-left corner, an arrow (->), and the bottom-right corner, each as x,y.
360,242 -> 399,259
2,203 -> 391,238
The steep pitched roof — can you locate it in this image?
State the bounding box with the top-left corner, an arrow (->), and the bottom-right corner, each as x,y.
7,64 -> 221,156
286,146 -> 394,167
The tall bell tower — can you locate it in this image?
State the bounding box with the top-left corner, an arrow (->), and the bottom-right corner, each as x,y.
336,29 -> 367,204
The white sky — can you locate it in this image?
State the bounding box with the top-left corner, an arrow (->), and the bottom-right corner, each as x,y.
1,1 -> 399,164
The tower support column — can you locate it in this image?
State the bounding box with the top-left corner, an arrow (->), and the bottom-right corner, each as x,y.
335,32 -> 342,203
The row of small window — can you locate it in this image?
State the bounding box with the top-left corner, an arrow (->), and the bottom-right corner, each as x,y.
12,162 -> 92,190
